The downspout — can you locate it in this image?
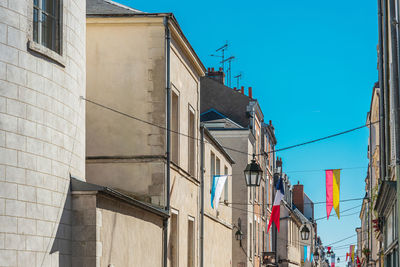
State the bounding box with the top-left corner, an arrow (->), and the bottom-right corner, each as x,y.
368,118 -> 373,265
378,0 -> 386,184
389,1 -> 400,266
200,125 -> 205,267
163,15 -> 171,267
383,0 -> 391,180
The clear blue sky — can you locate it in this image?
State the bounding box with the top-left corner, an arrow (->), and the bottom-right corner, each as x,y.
118,0 -> 377,264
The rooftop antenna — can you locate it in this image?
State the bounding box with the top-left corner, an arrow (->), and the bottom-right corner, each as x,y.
210,41 -> 228,72
234,72 -> 243,88
222,56 -> 235,87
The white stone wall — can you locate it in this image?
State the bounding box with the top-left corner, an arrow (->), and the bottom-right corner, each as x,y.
0,0 -> 85,266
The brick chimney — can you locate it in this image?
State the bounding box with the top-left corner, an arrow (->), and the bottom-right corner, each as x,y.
293,181 -> 304,214
240,86 -> 244,94
206,67 -> 225,84
248,87 -> 252,99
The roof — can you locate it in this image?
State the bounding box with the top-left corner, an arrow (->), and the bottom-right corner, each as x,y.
87,0 -> 144,15
200,77 -> 257,128
203,126 -> 235,164
70,177 -> 169,218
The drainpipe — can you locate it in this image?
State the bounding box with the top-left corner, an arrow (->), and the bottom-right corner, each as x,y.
368,118 -> 373,265
390,1 -> 400,267
163,15 -> 171,267
389,0 -> 400,266
200,125 -> 205,267
378,0 -> 386,185
383,0 -> 391,180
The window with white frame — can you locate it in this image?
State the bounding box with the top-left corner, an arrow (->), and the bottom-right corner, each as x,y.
33,0 -> 62,54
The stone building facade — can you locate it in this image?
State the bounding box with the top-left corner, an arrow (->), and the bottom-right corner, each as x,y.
0,0 -> 86,266
200,74 -> 275,267
203,127 -> 234,267
85,1 -> 205,266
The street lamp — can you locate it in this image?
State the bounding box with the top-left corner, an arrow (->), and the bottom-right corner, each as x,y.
234,218 -> 244,247
300,224 -> 310,240
243,154 -> 263,186
235,229 -> 243,241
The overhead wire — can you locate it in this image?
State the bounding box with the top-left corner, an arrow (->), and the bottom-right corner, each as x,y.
81,97 -> 370,251
82,97 -> 379,157
221,197 -> 366,207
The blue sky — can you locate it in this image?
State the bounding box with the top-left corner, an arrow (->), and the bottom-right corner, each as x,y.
118,0 -> 377,264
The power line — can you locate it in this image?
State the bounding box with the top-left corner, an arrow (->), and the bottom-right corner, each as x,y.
314,205 -> 362,221
285,166 -> 367,174
327,234 -> 358,247
82,97 -> 379,157
222,197 -> 366,207
270,121 -> 379,154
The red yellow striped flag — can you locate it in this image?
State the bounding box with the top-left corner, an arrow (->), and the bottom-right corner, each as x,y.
325,169 -> 340,219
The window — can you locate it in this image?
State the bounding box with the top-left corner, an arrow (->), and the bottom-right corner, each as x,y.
188,109 -> 195,176
171,91 -> 179,164
170,212 -> 179,267
210,152 -> 215,191
224,166 -> 228,202
33,0 -> 62,54
249,222 -> 252,259
262,186 -> 265,216
262,230 -> 265,252
188,218 -> 195,267
216,157 -> 220,176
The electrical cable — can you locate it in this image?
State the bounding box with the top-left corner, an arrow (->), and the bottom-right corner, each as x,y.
82,97 -> 379,157
221,197 -> 366,207
326,234 -> 358,247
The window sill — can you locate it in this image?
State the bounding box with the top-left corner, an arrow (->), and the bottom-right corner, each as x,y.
28,40 -> 66,67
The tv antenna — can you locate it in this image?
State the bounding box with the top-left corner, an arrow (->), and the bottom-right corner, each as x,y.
210,41 -> 228,72
222,56 -> 235,87
234,72 -> 243,88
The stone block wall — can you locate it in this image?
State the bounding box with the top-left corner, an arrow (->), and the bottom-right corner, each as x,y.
0,0 -> 86,266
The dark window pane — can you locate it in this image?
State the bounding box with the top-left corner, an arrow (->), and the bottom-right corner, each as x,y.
33,8 -> 39,42
41,13 -> 54,49
33,0 -> 38,7
42,0 -> 55,15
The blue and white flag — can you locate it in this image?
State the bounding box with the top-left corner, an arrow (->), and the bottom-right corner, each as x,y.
211,175 -> 227,210
304,246 -> 308,261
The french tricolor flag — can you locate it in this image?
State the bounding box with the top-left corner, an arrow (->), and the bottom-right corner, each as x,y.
267,177 -> 284,233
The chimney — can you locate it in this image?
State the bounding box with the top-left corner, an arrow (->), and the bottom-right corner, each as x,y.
240,86 -> 244,94
233,87 -> 237,91
206,67 -> 225,84
276,157 -> 282,168
248,87 -> 252,99
293,183 -> 304,214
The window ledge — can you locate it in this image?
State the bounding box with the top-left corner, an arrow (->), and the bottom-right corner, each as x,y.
28,40 -> 66,67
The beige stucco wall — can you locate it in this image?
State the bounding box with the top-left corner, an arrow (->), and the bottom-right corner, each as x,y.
0,0 -> 86,266
98,195 -> 164,267
203,133 -> 233,267
208,129 -> 253,267
86,17 -> 167,206
71,192 -> 164,267
204,215 -> 232,267
86,15 -> 204,267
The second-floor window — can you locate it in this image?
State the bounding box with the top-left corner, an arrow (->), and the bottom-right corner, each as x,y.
171,91 -> 179,164
188,109 -> 195,176
33,0 -> 62,54
224,166 -> 228,202
210,152 -> 215,191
